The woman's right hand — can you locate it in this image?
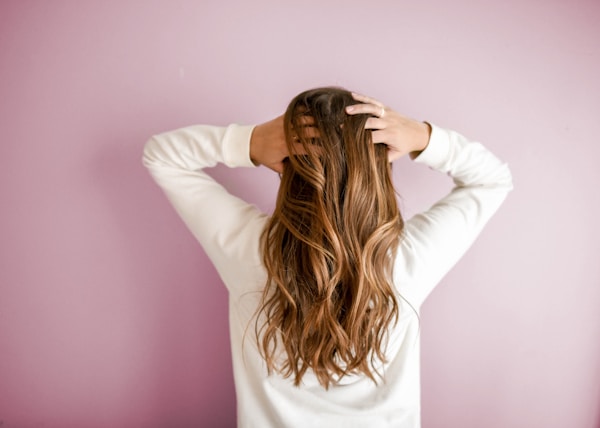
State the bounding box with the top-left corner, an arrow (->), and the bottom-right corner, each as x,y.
250,115 -> 317,173
250,115 -> 288,173
345,93 -> 431,162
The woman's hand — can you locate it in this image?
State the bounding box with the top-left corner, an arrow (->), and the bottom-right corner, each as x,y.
345,93 -> 431,162
250,115 -> 317,173
250,115 -> 288,173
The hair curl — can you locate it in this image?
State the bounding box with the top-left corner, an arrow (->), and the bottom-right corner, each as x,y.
257,87 -> 403,388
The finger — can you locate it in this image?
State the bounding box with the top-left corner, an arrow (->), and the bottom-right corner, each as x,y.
364,117 -> 387,130
291,142 -> 308,155
345,103 -> 386,117
351,92 -> 384,107
289,142 -> 324,159
370,130 -> 389,144
369,131 -> 401,162
293,126 -> 321,141
296,115 -> 315,126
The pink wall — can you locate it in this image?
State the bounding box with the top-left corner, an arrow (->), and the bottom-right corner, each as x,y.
1,1 -> 599,427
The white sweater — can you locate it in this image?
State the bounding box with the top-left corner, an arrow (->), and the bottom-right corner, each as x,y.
142,123 -> 513,428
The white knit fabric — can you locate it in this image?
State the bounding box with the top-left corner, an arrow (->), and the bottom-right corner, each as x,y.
143,123 -> 513,427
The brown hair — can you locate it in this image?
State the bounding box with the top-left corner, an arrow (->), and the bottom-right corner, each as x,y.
257,87 -> 403,388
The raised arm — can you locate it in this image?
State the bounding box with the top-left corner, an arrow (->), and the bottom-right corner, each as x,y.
142,124 -> 269,293
347,93 -> 513,306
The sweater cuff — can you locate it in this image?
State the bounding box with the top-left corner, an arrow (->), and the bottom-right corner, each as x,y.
412,123 -> 450,171
222,124 -> 257,168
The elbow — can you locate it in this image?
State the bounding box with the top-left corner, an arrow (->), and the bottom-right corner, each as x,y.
480,162 -> 514,196
142,135 -> 161,168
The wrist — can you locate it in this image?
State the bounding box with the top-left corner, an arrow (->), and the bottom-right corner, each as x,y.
409,122 -> 432,159
249,125 -> 263,166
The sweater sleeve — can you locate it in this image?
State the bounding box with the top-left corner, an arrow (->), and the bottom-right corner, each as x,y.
142,124 -> 269,294
394,123 -> 513,307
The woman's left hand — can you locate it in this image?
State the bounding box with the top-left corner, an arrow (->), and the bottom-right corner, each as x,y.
345,93 -> 431,162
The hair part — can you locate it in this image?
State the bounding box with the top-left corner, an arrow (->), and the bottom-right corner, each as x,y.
256,87 -> 404,388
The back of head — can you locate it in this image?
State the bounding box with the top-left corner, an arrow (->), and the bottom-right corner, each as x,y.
258,87 -> 404,388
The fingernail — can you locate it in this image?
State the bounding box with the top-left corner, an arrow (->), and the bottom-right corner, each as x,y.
346,106 -> 354,113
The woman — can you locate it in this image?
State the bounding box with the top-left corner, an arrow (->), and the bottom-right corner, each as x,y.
143,88 -> 512,427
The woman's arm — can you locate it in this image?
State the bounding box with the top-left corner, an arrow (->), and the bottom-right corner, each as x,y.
347,93 -> 513,306
399,124 -> 513,305
142,124 -> 269,293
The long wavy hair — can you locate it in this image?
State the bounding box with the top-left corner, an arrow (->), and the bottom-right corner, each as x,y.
257,87 -> 404,389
